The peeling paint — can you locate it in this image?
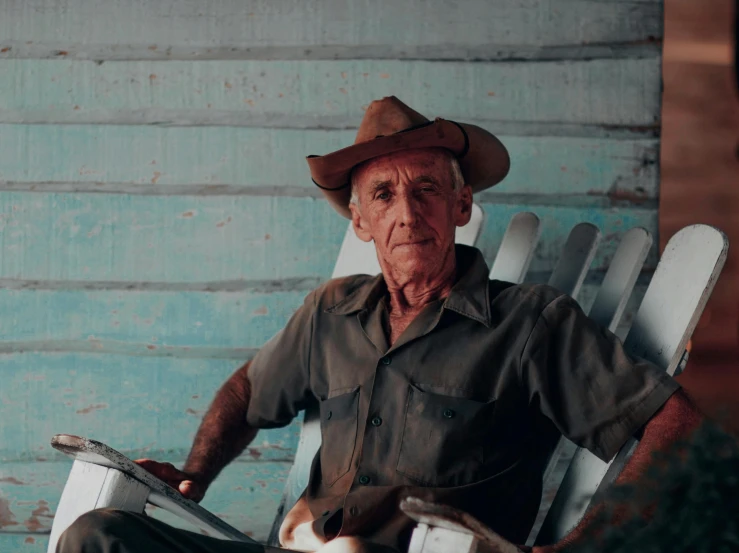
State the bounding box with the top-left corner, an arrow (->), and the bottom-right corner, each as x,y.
24,499 -> 52,532
247,448 -> 262,460
0,497 -> 17,528
0,477 -> 26,485
76,403 -> 108,415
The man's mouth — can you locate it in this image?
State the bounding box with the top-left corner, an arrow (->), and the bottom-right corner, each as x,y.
395,239 -> 433,248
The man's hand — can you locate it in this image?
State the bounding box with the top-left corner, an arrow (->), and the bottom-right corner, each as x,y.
134,459 -> 206,502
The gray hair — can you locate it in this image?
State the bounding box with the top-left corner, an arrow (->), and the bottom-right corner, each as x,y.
349,153 -> 465,207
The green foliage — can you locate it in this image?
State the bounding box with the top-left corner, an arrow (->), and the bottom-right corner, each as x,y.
569,422 -> 739,553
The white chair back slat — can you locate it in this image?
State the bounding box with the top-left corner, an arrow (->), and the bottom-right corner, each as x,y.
269,204 -> 485,545
488,212 -> 541,283
548,223 -> 601,298
588,228 -> 653,331
535,224 -> 729,546
530,227 -> 653,545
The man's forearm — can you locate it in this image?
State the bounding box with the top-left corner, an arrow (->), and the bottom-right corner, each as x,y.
183,361 -> 259,487
544,389 -> 703,552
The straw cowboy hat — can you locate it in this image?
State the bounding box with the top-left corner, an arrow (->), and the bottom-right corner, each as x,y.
306,96 -> 510,218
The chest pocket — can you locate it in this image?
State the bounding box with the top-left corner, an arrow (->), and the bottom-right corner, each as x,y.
318,387 -> 359,487
397,384 -> 496,487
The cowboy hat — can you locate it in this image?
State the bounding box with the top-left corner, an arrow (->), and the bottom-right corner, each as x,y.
306,96 -> 510,218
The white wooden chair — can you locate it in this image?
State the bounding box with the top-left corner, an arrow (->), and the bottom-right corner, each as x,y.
402,223 -> 728,553
45,211 -> 728,553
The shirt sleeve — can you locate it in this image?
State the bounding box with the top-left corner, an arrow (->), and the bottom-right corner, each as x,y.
245,289 -> 316,429
519,293 -> 680,462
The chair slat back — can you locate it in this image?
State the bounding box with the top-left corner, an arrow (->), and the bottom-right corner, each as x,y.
588,228 -> 653,332
535,224 -> 729,545
530,227 -> 653,545
488,212 -> 541,283
548,223 -> 601,298
269,204 -> 485,545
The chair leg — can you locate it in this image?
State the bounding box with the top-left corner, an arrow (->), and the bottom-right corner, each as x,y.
47,460 -> 150,553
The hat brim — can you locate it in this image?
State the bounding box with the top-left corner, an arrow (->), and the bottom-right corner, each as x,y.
307,119 -> 510,218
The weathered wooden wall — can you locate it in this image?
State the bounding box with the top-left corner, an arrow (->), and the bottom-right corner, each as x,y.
0,1 -> 663,549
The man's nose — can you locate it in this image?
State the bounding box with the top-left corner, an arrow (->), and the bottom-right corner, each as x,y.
396,193 -> 420,227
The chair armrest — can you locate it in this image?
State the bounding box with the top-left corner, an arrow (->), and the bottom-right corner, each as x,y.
400,497 -> 523,553
51,434 -> 257,544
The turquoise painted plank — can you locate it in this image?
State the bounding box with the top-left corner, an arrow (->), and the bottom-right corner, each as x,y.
0,353 -> 300,462
0,459 -> 289,541
0,193 -> 346,283
0,58 -> 661,126
0,535 -> 47,553
0,125 -> 659,199
0,289 -> 304,352
0,193 -> 657,283
0,0 -> 661,61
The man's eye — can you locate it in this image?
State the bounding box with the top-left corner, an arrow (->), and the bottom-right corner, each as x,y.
377,192 -> 390,200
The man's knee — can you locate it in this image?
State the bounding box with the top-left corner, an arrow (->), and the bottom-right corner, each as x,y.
57,508 -> 139,552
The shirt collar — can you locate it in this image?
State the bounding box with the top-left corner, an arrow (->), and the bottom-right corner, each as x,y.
325,244 -> 492,327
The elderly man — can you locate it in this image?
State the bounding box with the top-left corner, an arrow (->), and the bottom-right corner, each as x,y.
58,97 -> 701,553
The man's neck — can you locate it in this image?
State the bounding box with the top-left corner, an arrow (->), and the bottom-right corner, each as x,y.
383,248 -> 457,318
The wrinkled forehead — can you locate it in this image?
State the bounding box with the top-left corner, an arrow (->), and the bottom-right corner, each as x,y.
351,147 -> 455,187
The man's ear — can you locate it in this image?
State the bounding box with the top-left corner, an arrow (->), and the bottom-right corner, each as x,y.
454,184 -> 473,228
349,202 -> 373,243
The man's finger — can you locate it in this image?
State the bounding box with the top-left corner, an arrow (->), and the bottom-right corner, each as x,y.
179,480 -> 204,502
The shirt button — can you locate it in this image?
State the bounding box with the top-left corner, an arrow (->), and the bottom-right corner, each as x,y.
443,408 -> 456,419
370,416 -> 382,427
381,356 -> 391,365
358,475 -> 371,485
326,410 -> 333,420
322,510 -> 330,517
349,506 -> 360,516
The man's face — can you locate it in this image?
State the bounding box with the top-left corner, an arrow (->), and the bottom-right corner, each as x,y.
349,148 -> 473,281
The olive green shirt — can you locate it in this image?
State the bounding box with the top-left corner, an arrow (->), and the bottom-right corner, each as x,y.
246,245 -> 679,550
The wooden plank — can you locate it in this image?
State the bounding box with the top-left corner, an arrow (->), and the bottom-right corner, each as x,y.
0,353 -> 300,462
0,289 -> 306,353
0,58 -> 661,127
548,223 -> 601,297
0,459 -> 289,541
0,0 -> 662,61
0,193 -> 658,284
0,125 -> 660,199
0,534 -> 47,553
488,212 -> 541,283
